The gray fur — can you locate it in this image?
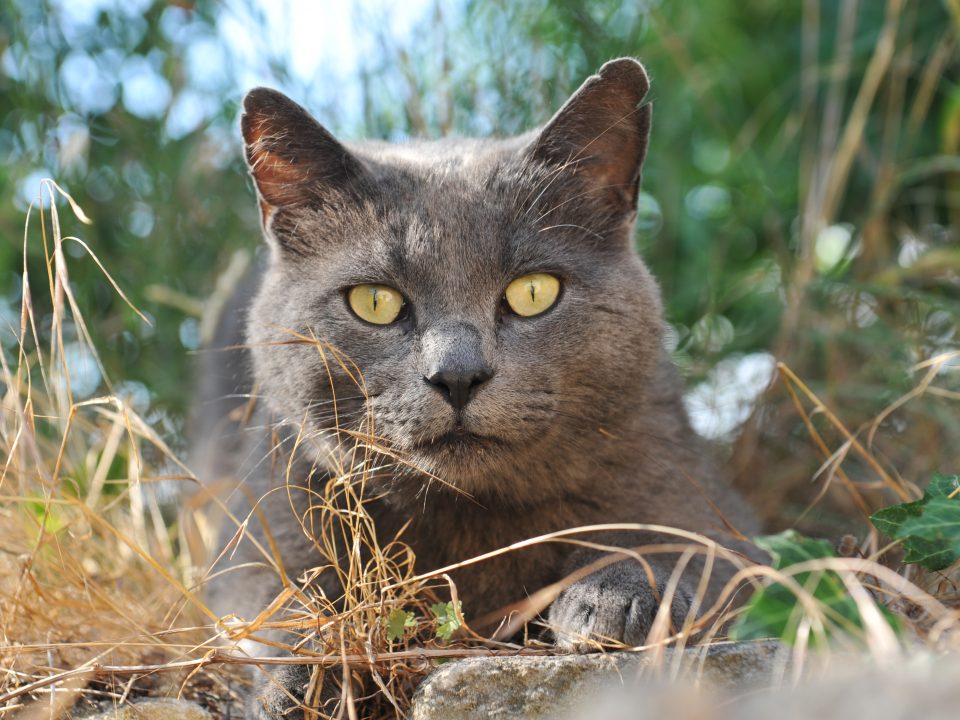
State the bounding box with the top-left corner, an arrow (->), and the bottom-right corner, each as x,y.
194,59 -> 762,718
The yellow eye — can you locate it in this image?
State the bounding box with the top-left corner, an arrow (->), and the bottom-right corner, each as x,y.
347,284 -> 405,325
504,273 -> 561,317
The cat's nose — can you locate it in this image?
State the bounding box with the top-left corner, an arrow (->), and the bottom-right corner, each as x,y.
425,365 -> 493,411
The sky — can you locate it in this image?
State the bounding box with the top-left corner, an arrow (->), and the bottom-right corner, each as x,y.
222,0 -> 432,85
47,0 -> 438,137
218,0 -> 435,114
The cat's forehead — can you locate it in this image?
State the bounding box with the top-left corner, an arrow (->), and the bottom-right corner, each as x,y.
374,176 -> 516,298
364,151 -> 512,253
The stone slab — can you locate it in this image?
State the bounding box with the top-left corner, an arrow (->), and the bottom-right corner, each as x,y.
410,641 -> 787,720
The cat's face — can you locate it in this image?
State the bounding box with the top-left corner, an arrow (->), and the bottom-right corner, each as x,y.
243,59 -> 664,500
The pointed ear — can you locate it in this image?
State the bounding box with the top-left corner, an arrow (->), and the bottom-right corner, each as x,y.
241,88 -> 366,219
527,58 -> 652,213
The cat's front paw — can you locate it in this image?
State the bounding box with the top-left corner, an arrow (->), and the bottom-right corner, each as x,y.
247,664 -> 342,720
548,561 -> 693,652
247,664 -> 309,720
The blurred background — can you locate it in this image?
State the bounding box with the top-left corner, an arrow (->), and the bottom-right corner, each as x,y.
1,0 -> 958,537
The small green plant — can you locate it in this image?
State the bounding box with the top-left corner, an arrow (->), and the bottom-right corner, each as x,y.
385,609 -> 417,643
383,601 -> 464,644
430,601 -> 463,641
871,474 -> 960,571
731,530 -> 898,645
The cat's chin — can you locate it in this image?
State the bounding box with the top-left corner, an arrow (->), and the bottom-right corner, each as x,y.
411,429 -> 505,453
394,429 -> 512,487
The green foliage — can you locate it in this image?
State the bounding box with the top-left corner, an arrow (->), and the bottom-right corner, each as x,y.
732,530 -> 899,645
871,474 -> 960,571
429,601 -> 463,641
385,608 -> 417,643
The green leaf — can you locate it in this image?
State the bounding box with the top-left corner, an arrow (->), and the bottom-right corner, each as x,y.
430,601 -> 463,641
870,474 -> 960,571
386,608 -> 417,643
731,530 -> 899,645
926,473 -> 960,499
870,500 -> 924,538
898,498 -> 960,569
754,530 -> 838,566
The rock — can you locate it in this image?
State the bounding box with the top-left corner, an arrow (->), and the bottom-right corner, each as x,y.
563,650 -> 960,720
81,699 -> 212,720
411,644 -> 960,720
410,641 -> 787,720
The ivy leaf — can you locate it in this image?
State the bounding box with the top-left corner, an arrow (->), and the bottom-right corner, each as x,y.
386,608 -> 417,643
430,601 -> 463,641
869,499 -> 924,538
870,473 -> 960,571
731,530 -> 898,645
898,498 -> 960,568
927,473 -> 960,498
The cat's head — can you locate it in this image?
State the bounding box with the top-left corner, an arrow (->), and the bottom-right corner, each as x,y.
241,58 -> 665,501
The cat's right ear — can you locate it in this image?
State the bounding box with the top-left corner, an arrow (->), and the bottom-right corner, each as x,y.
241,88 -> 366,223
526,58 -> 652,216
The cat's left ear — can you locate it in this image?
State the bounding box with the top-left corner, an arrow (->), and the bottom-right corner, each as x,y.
527,58 -> 651,214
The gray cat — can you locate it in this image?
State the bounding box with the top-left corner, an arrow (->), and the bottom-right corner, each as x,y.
195,58 -> 762,719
